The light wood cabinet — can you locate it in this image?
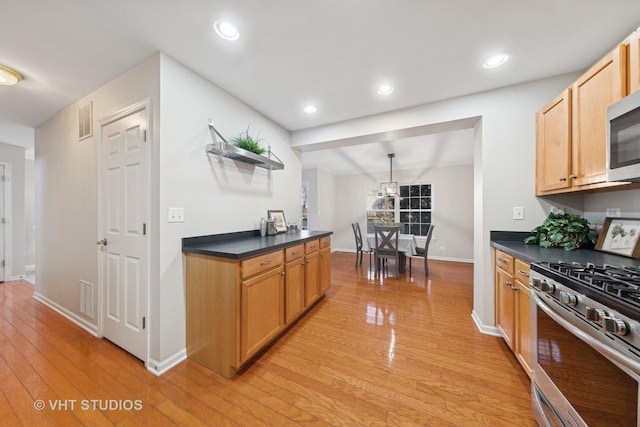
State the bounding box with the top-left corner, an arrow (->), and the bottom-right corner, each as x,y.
536,89 -> 572,193
319,237 -> 331,294
240,264 -> 285,364
514,259 -> 532,377
535,44 -> 631,195
629,28 -> 640,94
305,241 -> 320,305
494,248 -> 532,377
184,235 -> 331,378
495,250 -> 515,350
284,244 -> 306,324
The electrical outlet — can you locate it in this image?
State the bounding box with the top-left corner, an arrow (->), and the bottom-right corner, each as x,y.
551,206 -> 565,215
606,208 -> 621,217
513,207 -> 524,220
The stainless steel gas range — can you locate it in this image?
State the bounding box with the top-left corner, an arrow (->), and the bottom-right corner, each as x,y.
530,261 -> 640,426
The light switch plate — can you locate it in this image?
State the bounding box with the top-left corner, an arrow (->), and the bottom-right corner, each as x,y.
513,206 -> 524,220
168,207 -> 184,223
606,208 -> 621,217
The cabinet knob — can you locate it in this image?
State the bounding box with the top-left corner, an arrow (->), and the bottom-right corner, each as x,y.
559,177 -> 567,182
569,175 -> 577,180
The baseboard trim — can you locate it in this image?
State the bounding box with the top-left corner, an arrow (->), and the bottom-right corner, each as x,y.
471,310 -> 501,336
147,350 -> 187,376
32,292 -> 98,336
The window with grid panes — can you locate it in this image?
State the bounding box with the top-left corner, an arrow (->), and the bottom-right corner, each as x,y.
399,184 -> 431,236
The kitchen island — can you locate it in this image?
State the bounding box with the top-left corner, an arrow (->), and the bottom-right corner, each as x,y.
182,230 -> 332,378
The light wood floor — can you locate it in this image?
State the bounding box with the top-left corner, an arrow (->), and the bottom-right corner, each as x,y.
0,252 -> 536,426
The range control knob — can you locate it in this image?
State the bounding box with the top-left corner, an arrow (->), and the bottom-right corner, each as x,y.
560,292 -> 578,306
531,277 -> 541,289
539,280 -> 555,294
585,307 -> 607,323
603,316 -> 629,336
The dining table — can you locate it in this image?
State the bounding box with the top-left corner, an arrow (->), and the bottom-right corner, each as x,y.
366,233 -> 418,273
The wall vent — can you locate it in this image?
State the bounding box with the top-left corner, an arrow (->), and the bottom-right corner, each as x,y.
79,280 -> 94,319
78,101 -> 93,140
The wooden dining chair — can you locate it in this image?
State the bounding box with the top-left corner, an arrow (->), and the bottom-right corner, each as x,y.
411,224 -> 434,276
374,225 -> 400,278
351,222 -> 372,268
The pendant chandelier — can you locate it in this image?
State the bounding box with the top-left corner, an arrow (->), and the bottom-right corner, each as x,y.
379,153 -> 398,196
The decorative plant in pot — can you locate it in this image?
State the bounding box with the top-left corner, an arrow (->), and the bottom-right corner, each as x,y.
230,126 -> 266,155
524,212 -> 597,250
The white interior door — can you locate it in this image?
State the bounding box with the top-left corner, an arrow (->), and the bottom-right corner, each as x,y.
100,108 -> 148,361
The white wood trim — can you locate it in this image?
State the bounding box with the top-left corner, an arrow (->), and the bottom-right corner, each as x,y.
33,292 -> 99,336
471,310 -> 501,336
147,350 -> 187,376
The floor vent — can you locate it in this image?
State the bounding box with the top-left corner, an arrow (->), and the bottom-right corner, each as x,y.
79,280 -> 94,319
78,101 -> 93,140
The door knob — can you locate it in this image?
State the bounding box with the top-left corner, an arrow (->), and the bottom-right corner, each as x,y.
96,238 -> 108,246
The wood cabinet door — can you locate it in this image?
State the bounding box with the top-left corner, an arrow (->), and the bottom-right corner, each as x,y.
319,247 -> 331,294
305,251 -> 320,305
495,267 -> 515,350
515,279 -> 532,377
571,45 -> 626,186
239,266 -> 285,364
536,88 -> 572,194
285,260 -> 305,324
630,29 -> 640,94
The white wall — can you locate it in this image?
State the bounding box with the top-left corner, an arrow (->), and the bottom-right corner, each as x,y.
302,167 -> 335,232
34,52 -> 302,372
25,157 -> 35,270
330,164 -> 474,262
291,73 -> 582,331
35,53 -> 161,350
157,54 -> 301,364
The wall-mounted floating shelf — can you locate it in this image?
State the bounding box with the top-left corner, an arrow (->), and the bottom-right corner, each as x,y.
207,120 -> 284,170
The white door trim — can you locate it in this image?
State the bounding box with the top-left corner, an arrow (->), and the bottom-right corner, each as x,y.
97,99 -> 152,367
0,162 -> 12,281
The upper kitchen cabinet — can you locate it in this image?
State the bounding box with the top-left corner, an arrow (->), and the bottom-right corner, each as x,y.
630,28 -> 640,94
535,45 -> 627,195
571,45 -> 626,186
536,89 -> 572,193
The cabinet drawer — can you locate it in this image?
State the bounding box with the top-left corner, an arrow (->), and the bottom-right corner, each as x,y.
285,244 -> 304,262
515,259 -> 530,285
320,236 -> 331,249
305,239 -> 319,253
495,250 -> 514,275
242,250 -> 284,279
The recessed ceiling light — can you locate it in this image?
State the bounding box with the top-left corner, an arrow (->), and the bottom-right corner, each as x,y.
0,64 -> 23,86
377,85 -> 394,96
483,53 -> 509,69
214,20 -> 239,41
303,105 -> 318,114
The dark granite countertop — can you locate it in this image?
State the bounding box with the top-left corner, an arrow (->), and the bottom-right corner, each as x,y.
490,231 -> 640,268
182,230 -> 333,260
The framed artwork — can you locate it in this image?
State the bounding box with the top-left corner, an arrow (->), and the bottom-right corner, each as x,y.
268,210 -> 288,233
595,217 -> 640,258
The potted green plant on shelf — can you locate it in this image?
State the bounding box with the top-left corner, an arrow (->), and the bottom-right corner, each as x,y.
524,212 -> 597,250
230,126 -> 265,155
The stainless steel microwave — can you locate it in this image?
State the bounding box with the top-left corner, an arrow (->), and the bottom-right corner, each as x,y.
607,89 -> 640,182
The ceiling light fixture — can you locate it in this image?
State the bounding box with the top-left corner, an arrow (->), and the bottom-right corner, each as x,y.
379,153 -> 398,196
377,84 -> 394,96
483,53 -> 509,69
0,64 -> 23,86
213,20 -> 240,41
303,105 -> 317,114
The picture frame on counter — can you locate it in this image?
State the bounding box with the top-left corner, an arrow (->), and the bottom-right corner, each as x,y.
595,217 -> 640,258
268,210 -> 288,233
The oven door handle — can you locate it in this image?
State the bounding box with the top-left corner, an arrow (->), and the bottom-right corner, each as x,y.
535,293 -> 640,375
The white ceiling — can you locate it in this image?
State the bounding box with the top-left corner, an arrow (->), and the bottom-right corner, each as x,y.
2,0 -> 640,172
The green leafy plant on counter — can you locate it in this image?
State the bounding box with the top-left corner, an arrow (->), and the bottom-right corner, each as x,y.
231,126 -> 266,155
524,212 -> 597,250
